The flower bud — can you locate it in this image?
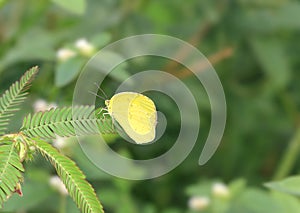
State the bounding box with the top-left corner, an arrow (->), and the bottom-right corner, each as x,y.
75,38 -> 95,56
212,182 -> 230,198
188,196 -> 210,210
56,48 -> 76,61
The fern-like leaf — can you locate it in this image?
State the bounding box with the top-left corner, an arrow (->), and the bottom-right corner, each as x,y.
0,66 -> 39,135
32,138 -> 104,213
21,106 -> 114,139
0,139 -> 24,206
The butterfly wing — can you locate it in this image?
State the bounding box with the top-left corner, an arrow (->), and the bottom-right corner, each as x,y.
108,92 -> 157,144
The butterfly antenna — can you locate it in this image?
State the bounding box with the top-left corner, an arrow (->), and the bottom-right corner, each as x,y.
94,82 -> 108,99
88,90 -> 106,101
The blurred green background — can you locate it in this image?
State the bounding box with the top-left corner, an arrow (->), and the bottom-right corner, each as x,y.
1,0 -> 300,212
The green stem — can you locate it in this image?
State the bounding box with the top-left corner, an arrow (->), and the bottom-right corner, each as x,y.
273,128 -> 300,180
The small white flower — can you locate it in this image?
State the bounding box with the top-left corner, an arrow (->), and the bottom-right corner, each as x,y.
49,176 -> 68,195
212,182 -> 230,197
52,135 -> 67,149
33,99 -> 57,112
33,99 -> 47,112
75,38 -> 94,56
56,48 -> 76,61
188,196 -> 210,210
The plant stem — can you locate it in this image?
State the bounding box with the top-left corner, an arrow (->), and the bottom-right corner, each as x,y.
273,128 -> 300,180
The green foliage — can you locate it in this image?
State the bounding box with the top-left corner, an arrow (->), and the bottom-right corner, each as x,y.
0,68 -> 107,212
0,66 -> 38,135
51,0 -> 86,15
1,0 -> 300,212
185,179 -> 300,213
0,138 -> 24,206
250,37 -> 291,91
21,106 -> 114,139
265,176 -> 300,196
32,138 -> 104,213
55,56 -> 86,87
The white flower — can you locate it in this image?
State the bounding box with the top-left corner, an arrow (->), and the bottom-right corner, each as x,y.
212,182 -> 230,197
56,48 -> 76,61
49,176 -> 68,195
188,196 -> 210,210
75,38 -> 94,56
52,135 -> 67,149
33,99 -> 57,112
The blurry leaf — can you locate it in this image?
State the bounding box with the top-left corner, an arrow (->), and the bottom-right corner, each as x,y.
162,209 -> 182,213
185,180 -> 214,196
228,179 -> 247,197
271,191 -> 300,212
55,56 -> 86,87
89,51 -> 130,82
91,33 -> 112,49
51,0 -> 86,15
228,188 -> 282,213
241,2 -> 300,32
265,176 -> 300,196
96,188 -> 119,210
0,0 -> 7,8
0,29 -> 56,72
277,2 -> 300,29
211,194 -> 230,213
145,2 -> 174,30
250,37 -> 290,90
238,0 -> 288,7
142,204 -> 157,213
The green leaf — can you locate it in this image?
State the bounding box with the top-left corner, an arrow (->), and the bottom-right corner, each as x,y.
228,179 -> 247,197
0,139 -> 24,207
90,32 -> 111,49
51,0 -> 86,15
250,37 -> 291,91
265,176 -> 300,196
33,138 -> 104,213
238,0 -> 286,7
0,0 -> 7,8
185,180 -> 215,196
271,191 -> 300,213
89,51 -> 130,82
240,2 -> 300,32
0,29 -> 56,72
228,188 -> 282,213
0,66 -> 39,135
55,56 -> 86,87
21,106 -> 114,139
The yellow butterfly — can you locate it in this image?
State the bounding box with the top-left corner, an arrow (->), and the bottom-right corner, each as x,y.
105,92 -> 157,144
